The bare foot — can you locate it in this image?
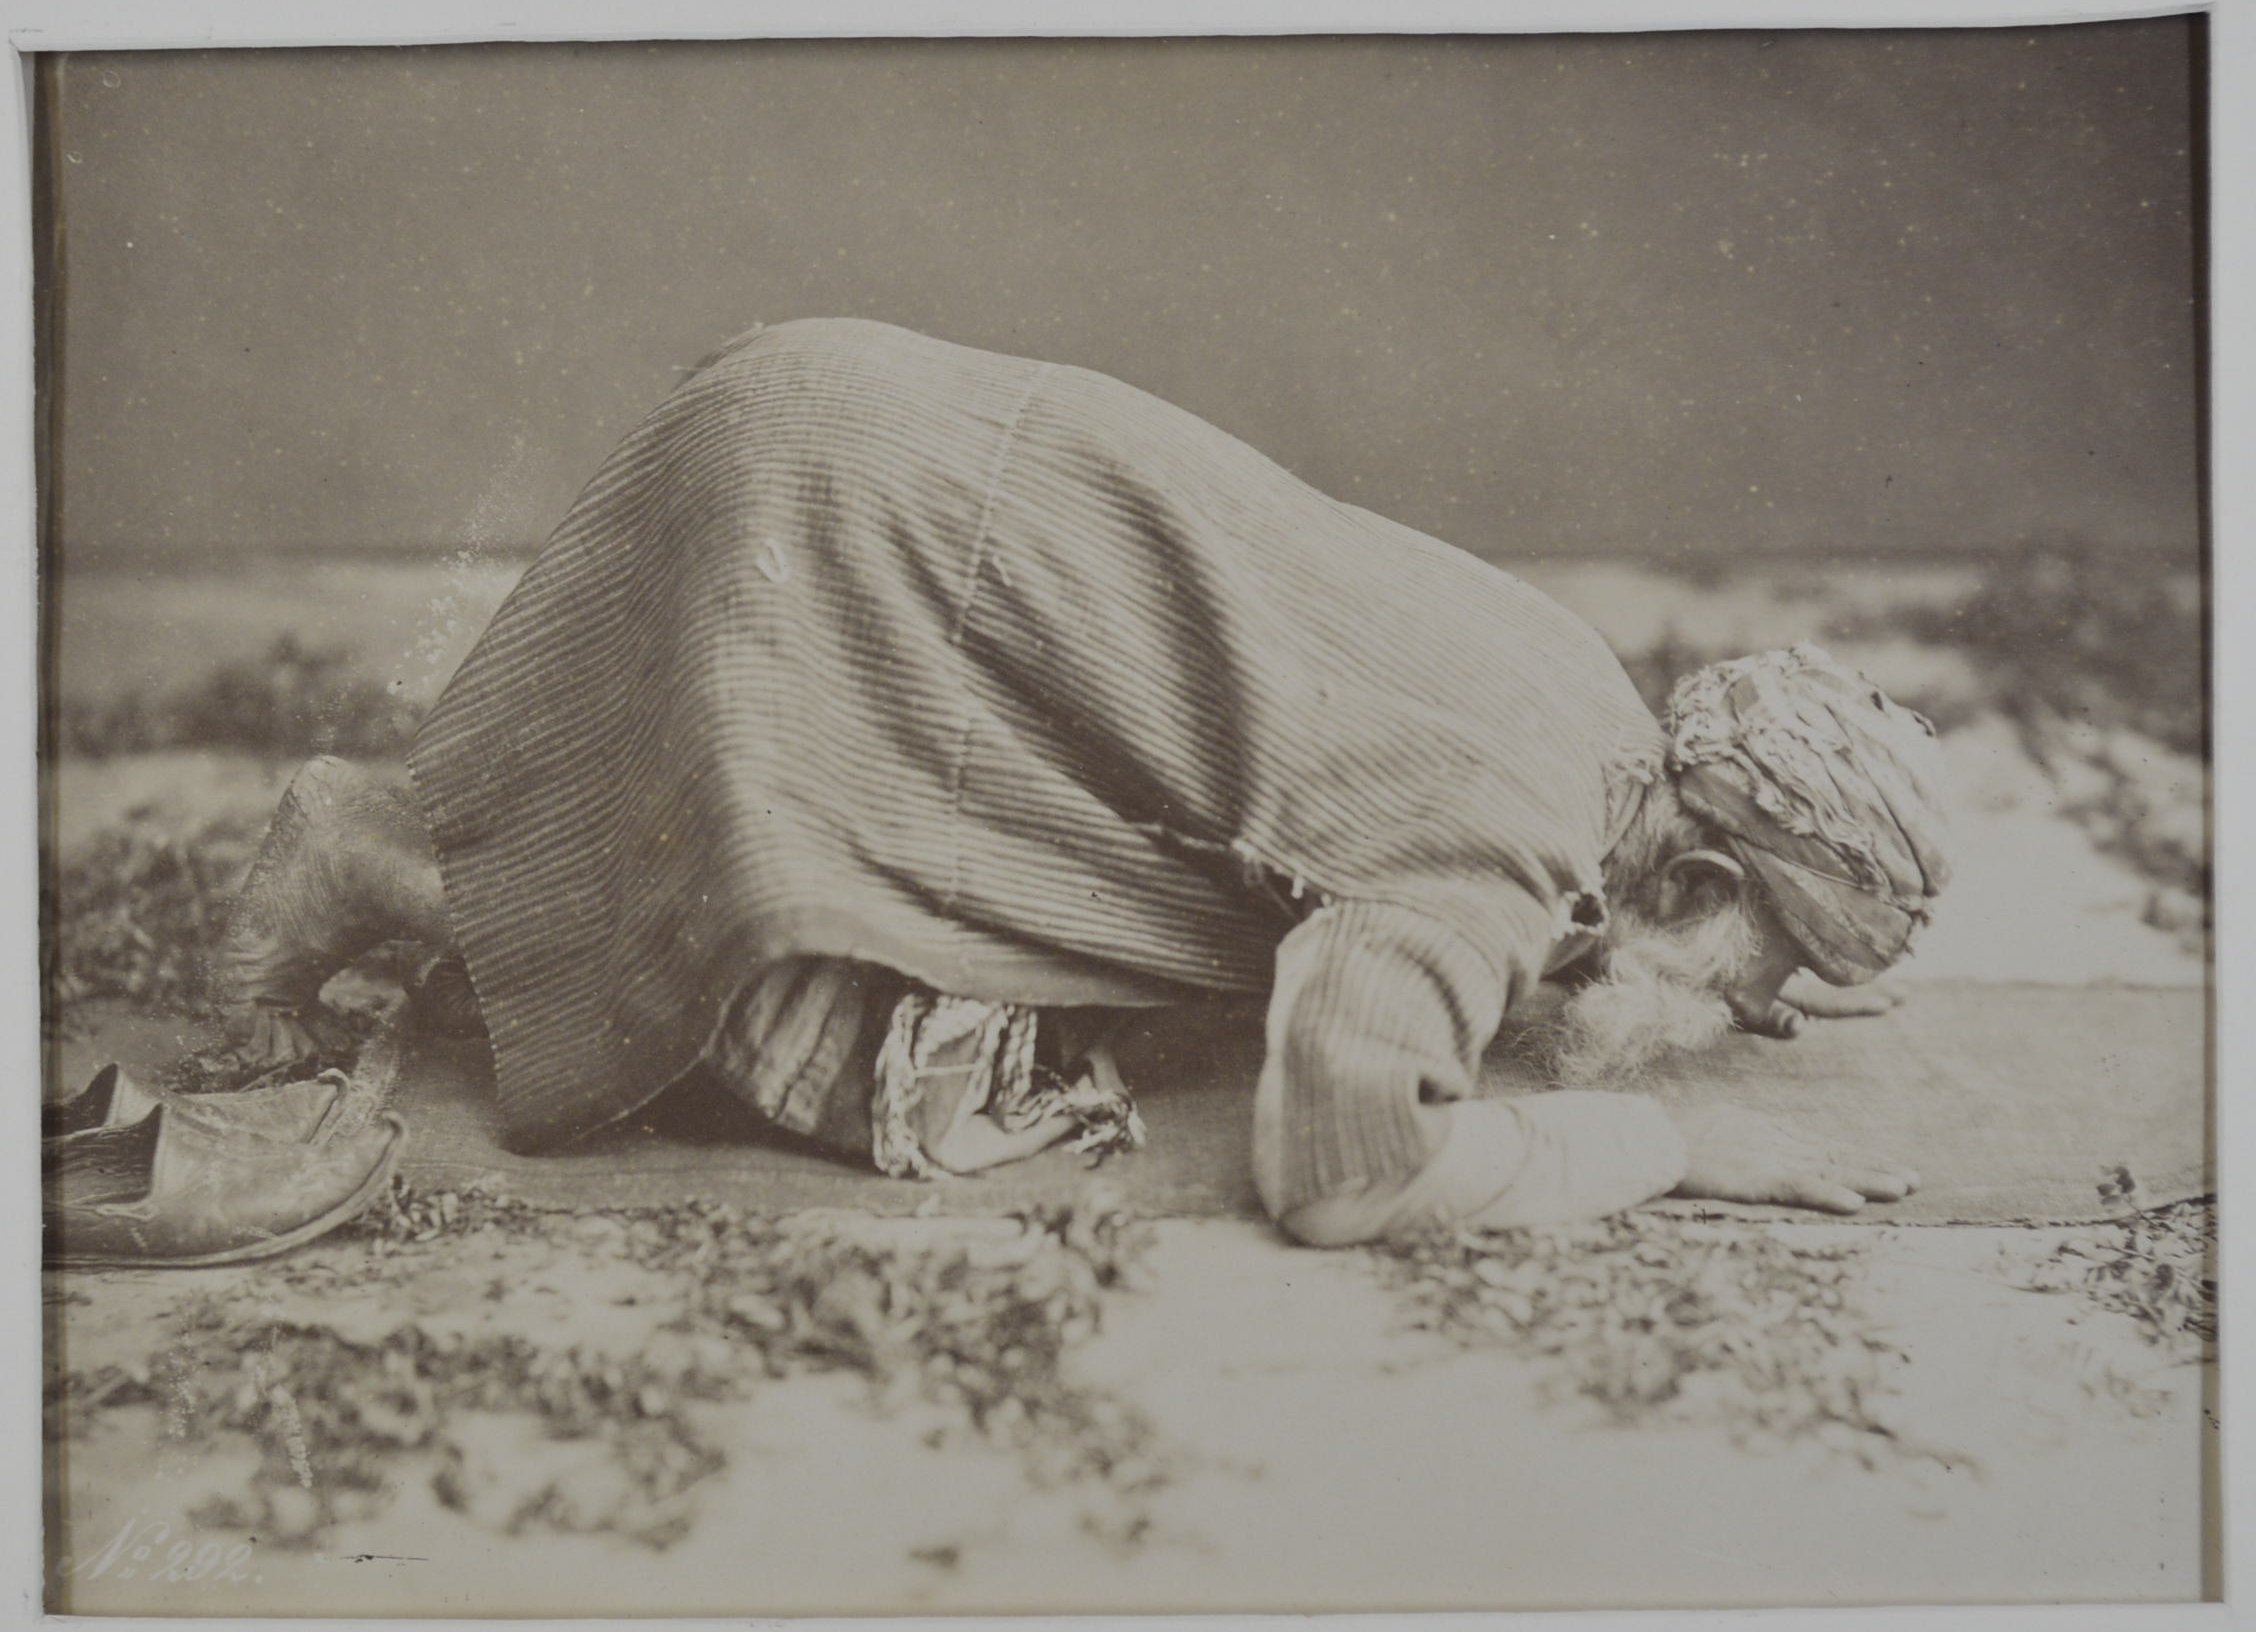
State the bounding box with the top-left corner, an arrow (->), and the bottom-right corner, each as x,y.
217,756 -> 452,1064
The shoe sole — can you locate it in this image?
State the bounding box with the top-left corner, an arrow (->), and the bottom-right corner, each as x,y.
49,1114 -> 410,1271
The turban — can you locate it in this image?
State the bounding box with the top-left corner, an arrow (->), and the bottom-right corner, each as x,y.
1664,644 -> 1952,985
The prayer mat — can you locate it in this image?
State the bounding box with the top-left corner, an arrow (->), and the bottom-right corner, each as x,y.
52,980 -> 2207,1227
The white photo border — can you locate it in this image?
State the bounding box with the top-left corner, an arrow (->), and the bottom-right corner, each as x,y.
4,5 -> 2241,1631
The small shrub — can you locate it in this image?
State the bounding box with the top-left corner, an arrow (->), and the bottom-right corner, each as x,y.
57,636 -> 420,762
1828,546 -> 2205,757
46,820 -> 259,1017
1383,1211 -> 1955,1469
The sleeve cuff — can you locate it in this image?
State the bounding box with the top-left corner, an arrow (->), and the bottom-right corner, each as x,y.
1276,1091 -> 1688,1243
1453,1092 -> 1688,1229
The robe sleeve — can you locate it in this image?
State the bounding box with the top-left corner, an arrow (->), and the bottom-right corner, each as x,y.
1253,899 -> 1688,1247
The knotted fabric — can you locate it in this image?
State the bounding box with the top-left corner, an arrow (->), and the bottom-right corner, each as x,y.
1665,644 -> 1952,984
870,990 -> 1146,1177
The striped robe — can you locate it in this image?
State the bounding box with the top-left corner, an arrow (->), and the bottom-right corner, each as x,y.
409,319 -> 1667,1216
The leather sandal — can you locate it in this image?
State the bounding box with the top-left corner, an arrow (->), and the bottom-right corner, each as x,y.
46,1072 -> 406,1268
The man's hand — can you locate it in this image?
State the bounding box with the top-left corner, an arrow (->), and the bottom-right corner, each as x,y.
1781,971 -> 1909,1021
1667,1103 -> 1919,1214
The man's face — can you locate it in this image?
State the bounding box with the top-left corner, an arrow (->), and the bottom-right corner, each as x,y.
1542,878 -> 1801,1087
1552,889 -> 1759,1092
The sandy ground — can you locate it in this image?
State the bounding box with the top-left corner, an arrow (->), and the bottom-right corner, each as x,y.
46,1214 -> 2213,1617
41,559 -> 2214,1614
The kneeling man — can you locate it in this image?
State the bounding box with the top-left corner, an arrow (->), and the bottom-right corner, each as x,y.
220,318 -> 1950,1246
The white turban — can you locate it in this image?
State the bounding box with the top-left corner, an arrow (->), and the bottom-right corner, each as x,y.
1665,644 -> 1953,985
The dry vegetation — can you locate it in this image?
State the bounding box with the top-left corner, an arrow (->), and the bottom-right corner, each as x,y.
1380,1212 -> 1953,1470
50,1188 -> 1174,1553
2010,1195 -> 2217,1359
46,821 -> 258,1019
55,634 -> 421,763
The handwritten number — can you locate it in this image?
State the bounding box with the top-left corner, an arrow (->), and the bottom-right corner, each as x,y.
64,1519 -> 253,1586
70,1517 -> 135,1581
118,1520 -> 165,1579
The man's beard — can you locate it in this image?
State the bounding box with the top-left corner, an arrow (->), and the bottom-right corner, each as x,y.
1540,895 -> 1764,1088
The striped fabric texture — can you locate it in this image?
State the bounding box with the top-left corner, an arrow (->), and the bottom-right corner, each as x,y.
409,319 -> 1664,1201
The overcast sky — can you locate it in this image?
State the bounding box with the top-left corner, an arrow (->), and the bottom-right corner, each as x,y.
46,20 -> 2200,569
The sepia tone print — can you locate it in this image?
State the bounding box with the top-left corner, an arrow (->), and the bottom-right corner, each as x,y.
40,23 -> 2210,1614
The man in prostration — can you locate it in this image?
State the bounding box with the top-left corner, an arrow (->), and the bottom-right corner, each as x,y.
219,318 -> 1951,1247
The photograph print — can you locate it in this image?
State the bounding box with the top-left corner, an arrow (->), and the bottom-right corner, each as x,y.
37,15 -> 2214,1616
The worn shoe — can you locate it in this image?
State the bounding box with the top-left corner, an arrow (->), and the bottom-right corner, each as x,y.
45,1072 -> 406,1268
42,1064 -> 163,1142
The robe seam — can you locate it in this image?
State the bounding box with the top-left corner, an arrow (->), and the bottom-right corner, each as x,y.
941,362 -> 1058,978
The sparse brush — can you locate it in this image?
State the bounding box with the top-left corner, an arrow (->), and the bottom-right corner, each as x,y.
72,1322 -> 730,1550
46,820 -> 259,1019
55,1190 -> 1172,1554
57,635 -> 421,762
1381,1210 -> 1954,1470
2014,1196 -> 2215,1357
1824,546 -> 2204,757
342,1176 -> 544,1248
